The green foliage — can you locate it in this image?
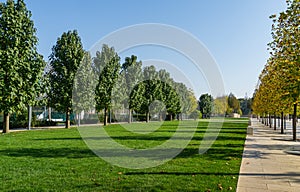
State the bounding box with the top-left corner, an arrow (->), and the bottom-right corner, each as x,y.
0,0 -> 45,131
129,66 -> 182,122
93,44 -> 117,76
119,55 -> 143,122
95,55 -> 120,111
72,51 -> 96,124
94,45 -> 121,125
47,30 -> 84,113
186,89 -> 198,114
198,93 -> 214,118
253,0 -> 299,139
213,96 -> 227,115
227,93 -> 240,113
33,120 -> 58,127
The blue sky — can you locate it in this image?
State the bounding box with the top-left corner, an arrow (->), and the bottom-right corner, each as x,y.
20,0 -> 286,98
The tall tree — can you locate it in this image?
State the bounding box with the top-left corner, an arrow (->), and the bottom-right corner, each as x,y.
253,0 -> 299,140
94,45 -> 120,126
228,93 -> 240,114
142,66 -> 160,122
198,94 -> 214,118
93,44 -> 116,76
213,96 -> 228,116
72,51 -> 96,126
0,0 -> 45,133
48,30 -> 84,128
164,82 -> 181,121
187,89 -> 198,115
121,55 -> 142,123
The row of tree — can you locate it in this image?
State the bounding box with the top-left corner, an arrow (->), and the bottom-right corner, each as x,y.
198,93 -> 252,118
67,44 -> 199,126
0,0 -> 199,132
252,0 -> 299,140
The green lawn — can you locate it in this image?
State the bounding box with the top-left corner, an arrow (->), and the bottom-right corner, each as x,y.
0,118 -> 248,191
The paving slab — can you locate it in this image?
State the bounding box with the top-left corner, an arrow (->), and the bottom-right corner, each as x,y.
237,118 -> 300,192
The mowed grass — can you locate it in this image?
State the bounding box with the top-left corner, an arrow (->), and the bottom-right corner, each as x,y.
0,118 -> 248,191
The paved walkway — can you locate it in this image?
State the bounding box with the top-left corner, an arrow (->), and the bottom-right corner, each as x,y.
237,118 -> 300,192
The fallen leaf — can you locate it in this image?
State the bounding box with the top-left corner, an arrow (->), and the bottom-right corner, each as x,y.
218,184 -> 223,190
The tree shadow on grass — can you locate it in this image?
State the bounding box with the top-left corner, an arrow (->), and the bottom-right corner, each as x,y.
0,148 -> 96,158
0,145 -> 243,161
34,137 -> 83,141
175,147 -> 244,160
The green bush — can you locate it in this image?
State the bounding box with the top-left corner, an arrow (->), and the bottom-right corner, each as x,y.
34,120 -> 58,127
132,114 -> 150,121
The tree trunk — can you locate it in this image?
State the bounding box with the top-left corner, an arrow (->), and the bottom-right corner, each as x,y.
269,115 -> 272,128
128,109 -> 132,124
2,113 -> 10,133
170,114 -> 173,121
66,109 -> 70,128
292,103 -> 297,141
281,112 -> 284,134
274,114 -> 276,130
104,108 -> 108,126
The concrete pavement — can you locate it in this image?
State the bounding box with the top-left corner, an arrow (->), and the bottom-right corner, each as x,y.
237,118 -> 300,192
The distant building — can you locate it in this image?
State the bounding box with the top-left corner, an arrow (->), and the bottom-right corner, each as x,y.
230,113 -> 240,118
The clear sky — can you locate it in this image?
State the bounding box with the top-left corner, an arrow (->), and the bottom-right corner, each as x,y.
14,0 -> 287,98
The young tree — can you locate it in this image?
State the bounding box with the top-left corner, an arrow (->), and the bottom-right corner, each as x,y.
164,83 -> 181,121
198,94 -> 214,118
142,66 -> 160,122
72,51 -> 96,126
0,0 -> 45,133
94,45 -> 121,126
48,30 -> 84,128
121,55 -> 142,123
228,93 -> 240,114
187,89 -> 198,115
213,96 -> 228,116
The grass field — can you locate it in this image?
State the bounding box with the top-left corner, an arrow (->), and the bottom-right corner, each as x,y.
0,118 -> 248,191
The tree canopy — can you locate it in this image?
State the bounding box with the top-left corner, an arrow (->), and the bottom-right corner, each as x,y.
47,30 -> 84,128
252,0 -> 299,140
0,0 -> 45,133
198,94 -> 214,118
94,45 -> 121,126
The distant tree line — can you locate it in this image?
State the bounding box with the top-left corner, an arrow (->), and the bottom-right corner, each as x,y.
198,93 -> 252,118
